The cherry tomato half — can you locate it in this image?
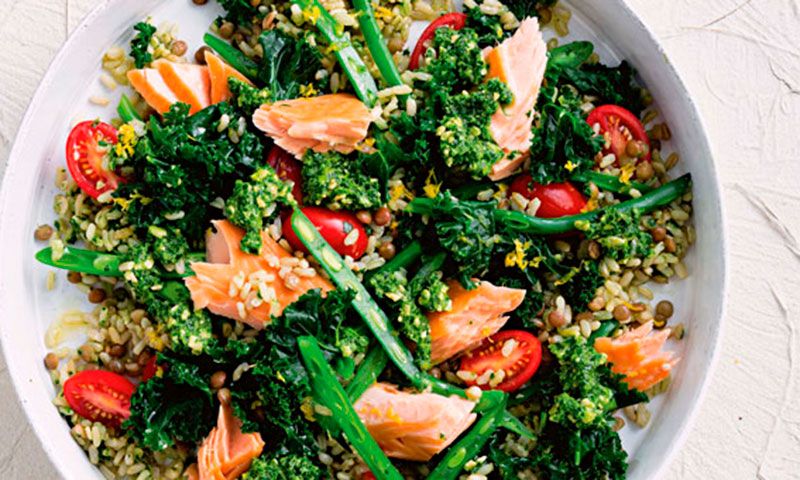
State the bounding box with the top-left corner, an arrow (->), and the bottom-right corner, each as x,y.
267,145 -> 303,204
283,207 -> 368,259
459,330 -> 542,393
586,104 -> 651,163
63,370 -> 135,427
65,120 -> 121,199
408,12 -> 468,70
509,174 -> 587,218
361,473 -> 377,480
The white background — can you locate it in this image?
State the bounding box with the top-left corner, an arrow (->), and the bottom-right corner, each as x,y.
1,0 -> 799,478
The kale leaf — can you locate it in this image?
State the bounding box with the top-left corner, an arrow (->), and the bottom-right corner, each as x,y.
465,5 -> 508,46
504,0 -> 557,20
114,102 -> 265,249
422,193 -> 500,286
217,0 -> 264,25
487,336 -> 645,479
557,260 -> 604,310
130,22 -> 156,69
258,30 -> 322,101
301,151 -> 382,211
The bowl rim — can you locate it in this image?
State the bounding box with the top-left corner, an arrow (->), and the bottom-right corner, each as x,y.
0,1 -> 728,479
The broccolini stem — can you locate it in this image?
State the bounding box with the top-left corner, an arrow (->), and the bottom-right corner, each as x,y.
351,0 -> 405,93
427,392 -> 507,480
570,171 -> 653,195
297,336 -> 404,480
409,174 -> 691,235
346,347 -> 389,401
291,0 -> 379,107
117,94 -> 142,123
34,246 -> 201,279
203,33 -> 259,81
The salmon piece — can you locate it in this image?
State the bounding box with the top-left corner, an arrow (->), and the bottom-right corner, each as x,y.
154,59 -> 211,114
205,51 -> 254,104
126,68 -> 179,115
594,321 -> 680,391
354,383 -> 477,461
184,220 -> 333,329
252,94 -> 372,159
484,18 -> 548,180
196,400 -> 265,480
428,280 -> 526,364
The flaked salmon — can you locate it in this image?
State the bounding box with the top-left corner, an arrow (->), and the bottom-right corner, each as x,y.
154,60 -> 212,114
126,68 -> 179,115
484,18 -> 548,180
192,396 -> 265,480
205,51 -> 253,104
594,321 -> 680,391
354,382 -> 477,462
184,220 -> 332,329
252,94 -> 372,159
428,280 -> 526,364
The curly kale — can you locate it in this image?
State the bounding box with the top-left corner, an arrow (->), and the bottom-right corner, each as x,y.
465,4 -> 508,46
488,336 -> 646,479
582,208 -> 653,261
504,0 -> 557,20
243,454 -> 324,480
301,151 -> 382,211
258,30 -> 322,101
224,167 -> 296,254
114,102 -> 265,249
217,0 -> 264,25
558,260 -> 604,309
528,87 -> 603,184
130,21 -> 156,69
422,193 -> 500,286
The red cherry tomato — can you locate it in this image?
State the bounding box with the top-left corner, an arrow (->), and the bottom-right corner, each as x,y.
509,174 -> 587,218
63,370 -> 135,427
65,120 -> 121,199
141,356 -> 158,381
267,145 -> 303,204
586,104 -> 651,163
408,13 -> 468,70
459,330 -> 542,393
361,473 -> 377,480
283,207 -> 368,259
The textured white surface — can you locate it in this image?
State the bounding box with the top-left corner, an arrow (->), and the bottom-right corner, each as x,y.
0,0 -> 798,479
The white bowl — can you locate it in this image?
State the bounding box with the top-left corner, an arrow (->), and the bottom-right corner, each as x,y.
0,0 -> 727,479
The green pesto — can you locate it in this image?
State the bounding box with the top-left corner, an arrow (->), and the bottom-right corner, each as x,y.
302,151 -> 382,211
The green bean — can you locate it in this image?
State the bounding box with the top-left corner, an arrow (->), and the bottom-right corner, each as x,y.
346,347 -> 389,401
298,336 -> 404,480
570,171 -> 653,195
290,208 -> 425,386
117,94 -> 141,123
291,0 -> 379,107
493,173 -> 690,235
589,320 -> 619,341
34,246 -> 201,279
500,411 -> 535,439
427,393 -> 507,480
203,33 -> 259,81
351,0 -> 405,91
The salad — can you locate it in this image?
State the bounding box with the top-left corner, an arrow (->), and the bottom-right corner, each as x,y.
34,0 -> 693,478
